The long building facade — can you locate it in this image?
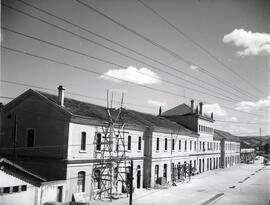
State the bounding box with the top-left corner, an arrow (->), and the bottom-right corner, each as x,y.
0,87 -> 241,204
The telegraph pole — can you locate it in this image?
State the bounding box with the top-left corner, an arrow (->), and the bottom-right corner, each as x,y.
129,159 -> 133,205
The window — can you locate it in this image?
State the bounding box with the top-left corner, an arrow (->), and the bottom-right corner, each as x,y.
203,142 -> 205,151
172,139 -> 175,151
57,186 -> 63,202
3,187 -> 10,194
138,136 -> 142,151
194,141 -> 197,150
96,133 -> 101,151
156,138 -> 159,151
12,186 -> 19,193
199,125 -> 201,132
128,135 -> 131,150
179,140 -> 181,150
27,129 -> 35,147
77,171 -> 85,192
207,142 -> 209,150
190,141 -> 192,150
21,185 -> 27,191
165,138 -> 168,151
81,132 -> 86,151
184,140 -> 187,151
200,141 -> 201,150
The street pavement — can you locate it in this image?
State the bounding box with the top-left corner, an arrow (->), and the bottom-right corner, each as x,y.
93,158 -> 269,205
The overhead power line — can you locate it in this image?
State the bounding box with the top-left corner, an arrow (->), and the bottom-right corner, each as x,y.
1,46 -> 268,118
1,3 -> 248,103
0,80 -> 157,110
136,0 -> 265,98
75,0 -> 260,101
2,26 -> 239,103
1,93 -> 267,126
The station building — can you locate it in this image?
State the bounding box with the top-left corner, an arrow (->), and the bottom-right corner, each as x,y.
0,87 -> 241,204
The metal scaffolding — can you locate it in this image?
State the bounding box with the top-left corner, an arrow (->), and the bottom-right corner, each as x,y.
90,90 -> 128,200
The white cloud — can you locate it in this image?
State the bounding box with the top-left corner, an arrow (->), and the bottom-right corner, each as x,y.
189,65 -> 198,70
235,96 -> 270,112
203,103 -> 227,117
147,100 -> 166,107
223,29 -> 270,56
99,66 -> 161,85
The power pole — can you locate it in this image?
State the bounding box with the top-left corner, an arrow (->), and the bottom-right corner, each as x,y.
129,160 -> 133,205
260,128 -> 261,137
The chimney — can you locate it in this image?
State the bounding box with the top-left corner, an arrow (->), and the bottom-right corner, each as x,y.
211,112 -> 213,119
195,105 -> 199,114
190,100 -> 194,113
57,85 -> 65,106
199,102 -> 203,115
159,106 -> 162,116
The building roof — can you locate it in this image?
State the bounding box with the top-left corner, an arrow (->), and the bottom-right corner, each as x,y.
0,158 -> 46,187
162,103 -> 214,122
214,129 -> 240,142
36,90 -> 195,135
162,104 -> 192,116
126,110 -> 196,135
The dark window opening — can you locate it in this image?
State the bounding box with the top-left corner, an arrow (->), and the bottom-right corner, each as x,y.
3,187 -> 10,193
21,185 -> 27,191
81,132 -> 86,151
96,133 -> 101,151
156,138 -> 159,151
27,129 -> 35,147
172,139 -> 175,151
165,138 -> 167,151
138,136 -> 142,150
128,135 -> 131,150
12,186 -> 19,193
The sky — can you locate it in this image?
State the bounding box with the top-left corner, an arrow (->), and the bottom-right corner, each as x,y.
1,0 -> 270,136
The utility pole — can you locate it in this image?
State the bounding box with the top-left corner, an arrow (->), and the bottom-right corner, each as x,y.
129,160 -> 133,205
260,128 -> 261,137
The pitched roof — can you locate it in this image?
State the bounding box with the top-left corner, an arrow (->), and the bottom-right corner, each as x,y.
214,129 -> 240,142
162,104 -> 192,116
0,158 -> 46,186
127,109 -> 195,134
35,90 -> 194,134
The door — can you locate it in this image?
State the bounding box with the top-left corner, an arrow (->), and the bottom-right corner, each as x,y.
137,170 -> 141,188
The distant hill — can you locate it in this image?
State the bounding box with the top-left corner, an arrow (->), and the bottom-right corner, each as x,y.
238,135 -> 270,148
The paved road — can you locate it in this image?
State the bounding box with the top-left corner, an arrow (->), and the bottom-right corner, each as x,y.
93,158 -> 269,205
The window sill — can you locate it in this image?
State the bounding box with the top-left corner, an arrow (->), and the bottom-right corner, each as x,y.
137,150 -> 142,153
79,150 -> 87,153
